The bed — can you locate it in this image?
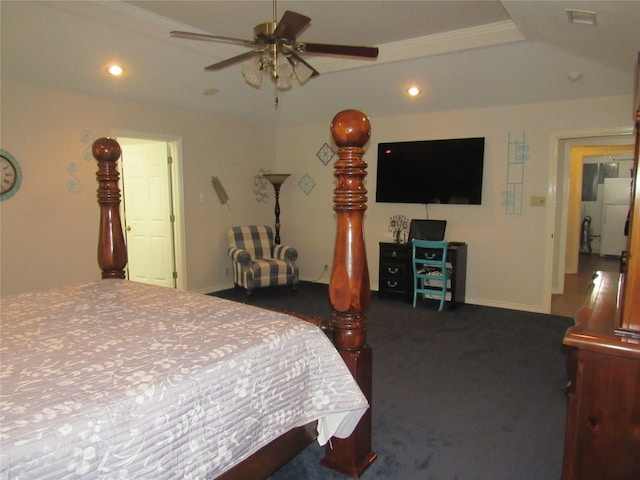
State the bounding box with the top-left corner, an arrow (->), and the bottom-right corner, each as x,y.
0,110 -> 376,479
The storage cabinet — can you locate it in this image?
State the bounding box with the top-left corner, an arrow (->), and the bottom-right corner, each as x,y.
561,271 -> 640,480
378,243 -> 411,297
378,242 -> 467,308
561,58 -> 640,480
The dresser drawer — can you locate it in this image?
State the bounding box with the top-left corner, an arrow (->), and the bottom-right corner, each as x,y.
380,264 -> 406,279
378,242 -> 412,299
380,245 -> 409,261
380,278 -> 405,293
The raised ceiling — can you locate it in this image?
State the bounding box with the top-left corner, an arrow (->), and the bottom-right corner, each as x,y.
1,1 -> 638,126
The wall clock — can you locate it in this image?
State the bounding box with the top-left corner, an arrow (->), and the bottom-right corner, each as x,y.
1,149 -> 22,201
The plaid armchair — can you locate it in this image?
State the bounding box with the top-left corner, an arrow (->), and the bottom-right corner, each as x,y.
227,225 -> 299,295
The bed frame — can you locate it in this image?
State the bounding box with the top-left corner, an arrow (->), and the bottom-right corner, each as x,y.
92,109 -> 376,478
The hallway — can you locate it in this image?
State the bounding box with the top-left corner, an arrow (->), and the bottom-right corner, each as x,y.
551,254 -> 621,318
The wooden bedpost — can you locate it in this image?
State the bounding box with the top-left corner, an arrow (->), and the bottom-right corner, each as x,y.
322,110 -> 377,477
93,137 -> 127,279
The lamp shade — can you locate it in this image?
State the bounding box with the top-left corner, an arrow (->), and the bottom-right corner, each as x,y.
242,56 -> 263,87
275,54 -> 293,90
293,60 -> 314,85
263,173 -> 290,185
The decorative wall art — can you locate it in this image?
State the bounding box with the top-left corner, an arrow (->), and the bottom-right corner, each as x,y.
316,142 -> 335,166
253,168 -> 270,203
0,149 -> 22,201
80,130 -> 94,162
66,163 -> 81,194
502,131 -> 529,215
298,173 -> 316,196
66,130 -> 95,193
211,176 -> 230,210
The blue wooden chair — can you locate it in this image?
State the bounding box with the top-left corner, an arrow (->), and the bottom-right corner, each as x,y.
411,239 -> 451,311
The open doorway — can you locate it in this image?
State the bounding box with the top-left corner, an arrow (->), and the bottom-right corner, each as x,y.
551,131 -> 634,316
117,135 -> 186,290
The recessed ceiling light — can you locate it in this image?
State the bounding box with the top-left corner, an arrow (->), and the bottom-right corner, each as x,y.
406,86 -> 422,97
567,71 -> 583,82
106,64 -> 126,77
565,9 -> 597,26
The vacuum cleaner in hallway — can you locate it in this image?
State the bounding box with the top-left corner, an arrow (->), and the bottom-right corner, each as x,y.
580,216 -> 592,253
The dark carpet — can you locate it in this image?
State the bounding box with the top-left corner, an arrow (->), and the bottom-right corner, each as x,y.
211,282 -> 573,480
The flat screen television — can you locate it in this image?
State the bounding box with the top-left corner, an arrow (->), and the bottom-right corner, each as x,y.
375,137 -> 485,205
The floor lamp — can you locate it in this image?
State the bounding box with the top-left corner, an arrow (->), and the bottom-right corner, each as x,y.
263,173 -> 290,244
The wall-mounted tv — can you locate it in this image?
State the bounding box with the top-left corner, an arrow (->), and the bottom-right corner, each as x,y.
376,137 -> 485,205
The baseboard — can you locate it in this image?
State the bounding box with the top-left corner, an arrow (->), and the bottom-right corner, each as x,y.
369,281 -> 548,314
301,277 -> 330,285
463,297 -> 549,314
195,282 -> 234,295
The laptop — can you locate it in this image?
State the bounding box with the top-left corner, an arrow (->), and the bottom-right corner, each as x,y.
408,219 -> 447,241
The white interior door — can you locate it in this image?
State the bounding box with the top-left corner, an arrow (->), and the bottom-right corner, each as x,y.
121,141 -> 176,288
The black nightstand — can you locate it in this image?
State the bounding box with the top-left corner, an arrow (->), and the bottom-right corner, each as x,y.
378,241 -> 467,308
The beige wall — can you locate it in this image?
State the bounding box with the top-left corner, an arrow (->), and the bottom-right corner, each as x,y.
0,81 -> 275,296
274,95 -> 633,312
0,80 -> 633,312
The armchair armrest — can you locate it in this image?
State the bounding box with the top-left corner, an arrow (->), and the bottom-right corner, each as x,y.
273,245 -> 298,262
228,247 -> 252,265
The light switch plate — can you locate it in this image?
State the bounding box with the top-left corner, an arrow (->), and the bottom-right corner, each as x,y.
530,195 -> 546,207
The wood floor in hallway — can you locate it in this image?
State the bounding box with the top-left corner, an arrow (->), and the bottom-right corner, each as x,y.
551,254 -> 621,318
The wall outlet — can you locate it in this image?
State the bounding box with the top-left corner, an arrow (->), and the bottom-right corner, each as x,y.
225,267 -> 230,276
530,195 -> 546,207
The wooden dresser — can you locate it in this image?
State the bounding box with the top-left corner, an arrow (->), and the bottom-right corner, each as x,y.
561,272 -> 640,480
561,56 -> 640,480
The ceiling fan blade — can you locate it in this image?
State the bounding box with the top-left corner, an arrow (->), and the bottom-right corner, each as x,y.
204,50 -> 260,71
301,42 -> 379,59
171,30 -> 255,47
287,52 -> 320,78
274,11 -> 311,40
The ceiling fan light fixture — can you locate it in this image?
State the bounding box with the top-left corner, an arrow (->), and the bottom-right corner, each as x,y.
241,56 -> 263,88
291,58 -> 314,85
274,54 -> 294,90
171,3 -> 378,96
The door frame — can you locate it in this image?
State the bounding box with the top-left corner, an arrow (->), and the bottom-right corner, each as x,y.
549,127 -> 634,297
116,132 -> 187,290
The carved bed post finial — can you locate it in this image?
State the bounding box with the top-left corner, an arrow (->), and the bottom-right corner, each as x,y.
93,137 -> 127,279
322,110 -> 377,476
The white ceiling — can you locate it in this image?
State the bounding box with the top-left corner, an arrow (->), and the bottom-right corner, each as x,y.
1,1 -> 638,126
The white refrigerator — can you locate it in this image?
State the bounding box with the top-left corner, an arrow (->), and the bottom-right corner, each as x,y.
600,177 -> 630,257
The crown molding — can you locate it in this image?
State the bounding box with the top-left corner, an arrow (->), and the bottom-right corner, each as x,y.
312,20 -> 525,74
78,2 -> 526,76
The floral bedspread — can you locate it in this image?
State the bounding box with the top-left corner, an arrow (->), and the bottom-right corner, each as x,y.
0,280 -> 368,479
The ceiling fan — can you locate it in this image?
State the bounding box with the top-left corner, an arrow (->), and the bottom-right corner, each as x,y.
170,1 -> 379,91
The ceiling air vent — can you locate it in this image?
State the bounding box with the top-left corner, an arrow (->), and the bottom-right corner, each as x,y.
565,9 -> 597,26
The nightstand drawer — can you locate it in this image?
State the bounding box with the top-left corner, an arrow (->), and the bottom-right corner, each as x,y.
380,279 -> 405,292
380,246 -> 409,261
380,264 -> 405,279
